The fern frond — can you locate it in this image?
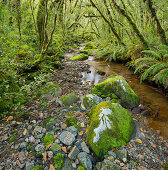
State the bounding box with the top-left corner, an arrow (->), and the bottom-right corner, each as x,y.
134,57 -> 157,65
163,54 -> 168,58
142,50 -> 161,60
154,69 -> 168,88
134,63 -> 149,73
109,52 -> 116,62
152,63 -> 168,75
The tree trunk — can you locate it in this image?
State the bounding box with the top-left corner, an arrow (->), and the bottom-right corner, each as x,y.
143,0 -> 168,45
90,0 -> 125,47
111,0 -> 149,49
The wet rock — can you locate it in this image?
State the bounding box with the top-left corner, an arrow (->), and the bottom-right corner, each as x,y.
66,126 -> 78,137
60,131 -> 76,145
47,151 -> 53,158
108,151 -> 117,159
81,141 -> 90,154
75,141 -> 82,151
35,144 -> 45,152
50,143 -> 61,154
20,142 -> 27,149
92,74 -> 139,108
68,146 -> 80,160
83,94 -> 103,109
77,152 -> 92,170
141,110 -> 151,117
132,106 -> 141,114
29,136 -> 35,143
87,101 -> 134,157
62,158 -> 73,170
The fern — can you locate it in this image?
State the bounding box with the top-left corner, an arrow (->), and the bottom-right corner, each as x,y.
140,63 -> 168,83
134,63 -> 149,73
108,52 -> 116,62
154,68 -> 168,88
134,57 -> 157,65
142,50 -> 162,60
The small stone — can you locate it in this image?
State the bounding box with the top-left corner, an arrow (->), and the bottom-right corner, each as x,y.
115,149 -> 127,163
108,151 -> 117,159
42,128 -> 47,134
68,146 -> 80,160
32,120 -> 36,124
34,126 -> 43,133
20,142 -> 27,149
18,152 -> 26,162
39,113 -> 44,119
75,141 -> 82,151
72,163 -> 76,169
77,152 -> 92,170
60,131 -> 75,145
81,141 -> 90,154
66,126 -> 78,136
35,144 -> 45,152
28,125 -> 32,131
75,159 -> 79,165
115,159 -> 121,165
47,151 -> 53,158
108,156 -> 115,162
120,163 -> 124,167
25,162 -> 34,170
25,138 -> 29,142
29,136 -> 35,143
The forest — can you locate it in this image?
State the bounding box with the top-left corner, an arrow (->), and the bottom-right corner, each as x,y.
0,0 -> 168,169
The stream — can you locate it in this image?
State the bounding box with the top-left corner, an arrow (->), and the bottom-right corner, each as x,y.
65,48 -> 168,140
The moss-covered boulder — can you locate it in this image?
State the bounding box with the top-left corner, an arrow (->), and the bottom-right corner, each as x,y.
70,54 -> 89,61
92,74 -> 139,108
87,101 -> 134,158
61,92 -> 79,106
83,94 -> 103,109
43,117 -> 60,131
36,82 -> 62,100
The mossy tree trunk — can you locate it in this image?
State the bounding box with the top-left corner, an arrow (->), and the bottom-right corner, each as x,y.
143,0 -> 168,45
36,0 -> 48,47
111,0 -> 149,49
90,0 -> 125,47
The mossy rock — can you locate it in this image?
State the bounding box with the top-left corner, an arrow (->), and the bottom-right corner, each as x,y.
83,94 -> 103,109
70,54 -> 89,61
30,165 -> 43,170
92,74 -> 139,108
43,117 -> 60,131
43,134 -> 54,146
36,82 -> 62,100
87,101 -> 134,158
50,143 -> 61,154
0,71 -> 25,114
61,92 -> 79,106
53,152 -> 64,170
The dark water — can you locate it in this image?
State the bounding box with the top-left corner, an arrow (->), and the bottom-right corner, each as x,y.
86,59 -> 168,139
65,49 -> 168,139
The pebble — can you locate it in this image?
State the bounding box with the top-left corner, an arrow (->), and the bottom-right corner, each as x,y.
35,144 -> 45,152
77,152 -> 92,170
68,146 -> 80,160
66,126 -> 78,136
72,163 -> 77,169
29,136 -> 35,143
81,141 -> 90,154
60,131 -> 75,145
34,126 -> 43,133
47,151 -> 53,158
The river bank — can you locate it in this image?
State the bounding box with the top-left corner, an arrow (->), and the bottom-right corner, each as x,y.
0,49 -> 167,170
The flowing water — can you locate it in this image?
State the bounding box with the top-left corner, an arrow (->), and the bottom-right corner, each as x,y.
65,49 -> 168,139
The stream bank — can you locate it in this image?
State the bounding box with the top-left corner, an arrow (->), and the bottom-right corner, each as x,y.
0,49 -> 167,170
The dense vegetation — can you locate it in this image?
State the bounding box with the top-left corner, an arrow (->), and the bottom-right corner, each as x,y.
0,0 -> 168,118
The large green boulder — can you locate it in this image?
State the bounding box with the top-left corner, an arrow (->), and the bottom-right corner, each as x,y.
61,92 -> 79,106
87,101 -> 134,158
92,74 -> 139,108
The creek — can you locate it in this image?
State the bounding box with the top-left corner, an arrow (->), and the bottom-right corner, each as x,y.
65,48 -> 168,140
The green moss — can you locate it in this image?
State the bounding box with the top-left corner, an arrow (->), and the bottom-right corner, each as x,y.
87,101 -> 134,158
43,117 -> 60,131
70,54 -> 88,61
61,92 -> 79,106
53,152 -> 64,169
77,166 -> 86,170
43,134 -> 54,146
30,165 -> 43,170
9,136 -> 16,143
65,115 -> 79,130
92,74 -> 139,108
111,99 -> 120,104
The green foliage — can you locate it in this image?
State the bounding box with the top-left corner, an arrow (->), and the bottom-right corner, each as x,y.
9,136 -> 16,143
134,48 -> 168,88
30,165 -> 43,170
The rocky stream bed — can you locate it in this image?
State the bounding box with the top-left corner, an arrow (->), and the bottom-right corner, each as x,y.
0,51 -> 168,170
